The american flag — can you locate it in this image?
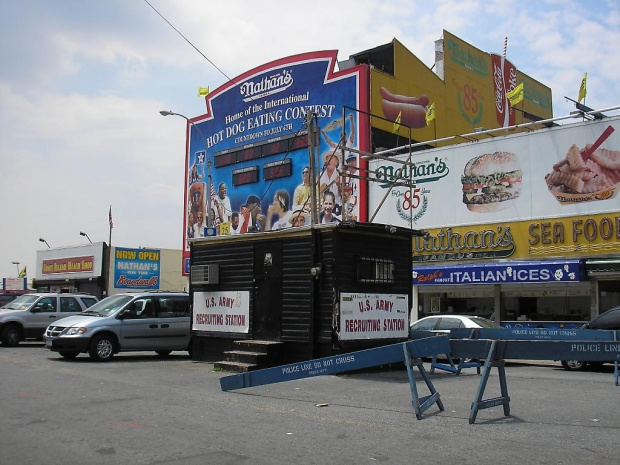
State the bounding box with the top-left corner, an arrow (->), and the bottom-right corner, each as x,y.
109,206 -> 113,229
210,182 -> 216,200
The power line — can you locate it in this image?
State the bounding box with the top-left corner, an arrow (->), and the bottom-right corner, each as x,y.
143,0 -> 231,81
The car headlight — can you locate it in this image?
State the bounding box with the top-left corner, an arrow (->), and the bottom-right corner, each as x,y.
63,327 -> 87,336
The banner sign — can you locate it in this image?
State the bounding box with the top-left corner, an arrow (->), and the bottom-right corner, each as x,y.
42,256 -> 94,275
113,247 -> 160,290
413,212 -> 619,262
412,260 -> 583,285
183,51 -> 369,271
490,53 -> 517,127
370,116 -> 619,230
2,277 -> 27,291
339,293 -> 409,340
193,291 -> 250,333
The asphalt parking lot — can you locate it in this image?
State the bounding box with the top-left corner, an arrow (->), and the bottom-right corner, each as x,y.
1,343 -> 619,465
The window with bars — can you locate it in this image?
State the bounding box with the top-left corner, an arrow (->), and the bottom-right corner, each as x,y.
357,257 -> 395,284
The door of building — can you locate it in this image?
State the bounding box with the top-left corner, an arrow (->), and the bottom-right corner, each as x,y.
253,242 -> 282,341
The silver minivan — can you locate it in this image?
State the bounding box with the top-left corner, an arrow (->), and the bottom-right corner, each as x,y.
45,292 -> 191,361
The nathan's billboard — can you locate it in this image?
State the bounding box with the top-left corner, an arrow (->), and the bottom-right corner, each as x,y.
368,33 -> 552,148
369,116 -> 620,229
412,212 -> 620,263
370,39 -> 445,141
183,51 -> 369,269
442,30 -> 495,135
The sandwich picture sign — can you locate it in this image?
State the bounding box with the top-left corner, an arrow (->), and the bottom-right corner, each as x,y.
369,116 -> 620,229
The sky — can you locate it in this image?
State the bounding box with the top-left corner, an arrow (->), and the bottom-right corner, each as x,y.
1,0 -> 619,282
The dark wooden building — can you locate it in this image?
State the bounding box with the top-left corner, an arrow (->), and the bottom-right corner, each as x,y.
190,222 -> 424,370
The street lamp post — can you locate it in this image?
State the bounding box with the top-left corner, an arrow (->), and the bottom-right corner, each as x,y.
39,238 -> 51,248
79,231 -> 93,243
160,110 -> 213,228
11,261 -> 20,275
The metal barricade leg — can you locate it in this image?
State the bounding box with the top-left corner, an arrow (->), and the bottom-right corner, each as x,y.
469,340 -> 511,424
403,343 -> 444,420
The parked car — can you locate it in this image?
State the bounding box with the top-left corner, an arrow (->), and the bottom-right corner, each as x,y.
45,291 -> 191,361
0,292 -> 26,308
409,314 -> 498,339
561,305 -> 620,371
0,293 -> 98,346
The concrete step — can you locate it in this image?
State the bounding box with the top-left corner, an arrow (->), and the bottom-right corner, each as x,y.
224,350 -> 268,365
214,360 -> 256,373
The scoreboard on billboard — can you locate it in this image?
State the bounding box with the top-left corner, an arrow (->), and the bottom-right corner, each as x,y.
183,51 -> 369,270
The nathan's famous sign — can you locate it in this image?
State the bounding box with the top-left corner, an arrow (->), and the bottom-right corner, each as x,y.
413,213 -> 620,262
370,116 -> 620,230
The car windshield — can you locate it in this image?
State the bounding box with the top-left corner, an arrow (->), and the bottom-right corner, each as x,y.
80,294 -> 134,316
1,295 -> 40,310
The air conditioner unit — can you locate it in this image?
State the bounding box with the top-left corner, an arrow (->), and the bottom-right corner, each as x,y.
191,264 -> 219,285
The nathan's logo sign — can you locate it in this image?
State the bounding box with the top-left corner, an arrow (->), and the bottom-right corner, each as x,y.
446,38 -> 488,77
413,226 -> 515,262
374,157 -> 449,187
374,158 -> 448,225
240,69 -> 293,102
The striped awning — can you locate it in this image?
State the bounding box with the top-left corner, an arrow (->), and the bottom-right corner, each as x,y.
585,258 -> 620,275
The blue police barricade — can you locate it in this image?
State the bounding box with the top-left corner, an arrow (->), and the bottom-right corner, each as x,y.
219,329 -> 620,424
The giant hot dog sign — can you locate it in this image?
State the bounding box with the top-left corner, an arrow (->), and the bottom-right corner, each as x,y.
369,116 -> 620,230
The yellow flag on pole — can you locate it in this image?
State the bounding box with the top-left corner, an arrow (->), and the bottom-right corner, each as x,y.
506,82 -> 524,106
578,73 -> 587,102
18,266 -> 27,278
392,111 -> 402,133
198,87 -> 210,97
425,103 -> 435,125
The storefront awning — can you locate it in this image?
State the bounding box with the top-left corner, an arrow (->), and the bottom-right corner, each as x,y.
412,260 -> 584,285
585,258 -> 620,275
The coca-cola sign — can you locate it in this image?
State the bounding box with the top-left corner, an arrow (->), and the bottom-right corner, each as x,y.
491,54 -> 517,127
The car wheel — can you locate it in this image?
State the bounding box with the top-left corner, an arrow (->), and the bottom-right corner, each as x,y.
561,360 -> 588,371
59,351 -> 79,360
89,334 -> 115,361
156,350 -> 172,357
1,324 -> 22,347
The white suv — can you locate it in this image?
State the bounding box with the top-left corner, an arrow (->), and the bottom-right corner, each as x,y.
0,293 -> 99,346
45,292 -> 191,361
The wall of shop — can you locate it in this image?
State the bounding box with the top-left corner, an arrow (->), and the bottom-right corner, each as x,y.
34,244 -> 187,298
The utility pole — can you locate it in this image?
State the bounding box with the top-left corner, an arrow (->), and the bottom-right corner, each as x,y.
307,110 -> 318,226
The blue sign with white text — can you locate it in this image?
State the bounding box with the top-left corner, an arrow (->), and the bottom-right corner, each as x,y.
412,260 -> 583,285
113,247 -> 160,290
